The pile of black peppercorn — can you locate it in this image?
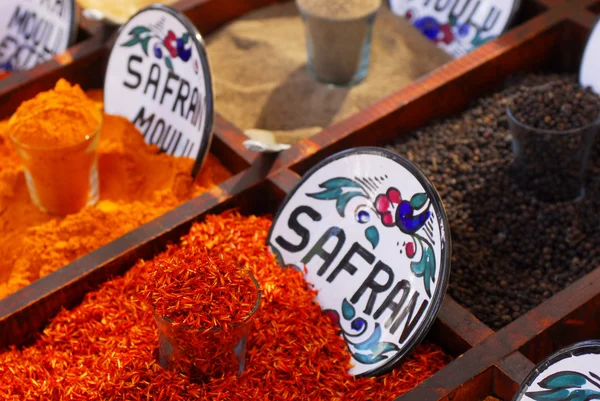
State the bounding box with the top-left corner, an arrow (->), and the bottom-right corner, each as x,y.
507,80 -> 600,201
386,74 -> 600,330
509,80 -> 600,131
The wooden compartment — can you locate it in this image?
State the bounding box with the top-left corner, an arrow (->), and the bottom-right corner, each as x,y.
518,267 -> 600,365
283,3 -> 596,334
1,176 -> 477,400
433,352 -> 535,401
1,0 -> 599,400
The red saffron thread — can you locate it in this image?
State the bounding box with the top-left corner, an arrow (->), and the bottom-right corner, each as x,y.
0,211 -> 450,400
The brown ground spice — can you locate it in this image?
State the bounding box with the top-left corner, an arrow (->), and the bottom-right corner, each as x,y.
206,2 -> 451,144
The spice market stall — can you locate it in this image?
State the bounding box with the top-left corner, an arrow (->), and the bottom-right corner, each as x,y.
0,0 -> 599,400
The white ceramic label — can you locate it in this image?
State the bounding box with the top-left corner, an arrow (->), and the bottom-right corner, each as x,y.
104,6 -> 213,175
515,352 -> 600,400
268,148 -> 450,376
389,0 -> 517,57
0,0 -> 75,71
580,19 -> 600,95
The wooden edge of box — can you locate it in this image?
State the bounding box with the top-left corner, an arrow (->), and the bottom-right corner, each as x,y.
493,352 -> 536,400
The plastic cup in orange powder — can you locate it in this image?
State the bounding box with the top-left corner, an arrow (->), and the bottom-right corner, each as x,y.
8,79 -> 103,216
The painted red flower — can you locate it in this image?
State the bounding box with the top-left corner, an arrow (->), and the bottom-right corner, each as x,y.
438,24 -> 454,45
163,30 -> 178,57
405,241 -> 416,258
375,188 -> 402,227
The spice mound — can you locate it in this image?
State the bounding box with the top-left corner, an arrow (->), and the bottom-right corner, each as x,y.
0,86 -> 231,300
510,81 -> 600,131
0,212 -> 449,400
297,0 -> 381,19
142,249 -> 259,330
9,79 -> 102,148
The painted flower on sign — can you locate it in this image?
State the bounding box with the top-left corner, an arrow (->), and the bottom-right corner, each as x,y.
403,9 -> 497,53
121,25 -> 193,70
307,176 -> 436,298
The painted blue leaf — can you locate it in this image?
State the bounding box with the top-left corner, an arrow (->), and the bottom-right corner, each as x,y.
365,226 -> 379,249
321,177 -> 362,190
472,34 -> 495,47
353,323 -> 382,351
307,188 -> 343,201
569,389 -> 600,400
165,57 -> 173,70
129,26 -> 150,35
410,193 -> 428,210
525,389 -> 572,400
411,248 -> 426,276
352,352 -> 388,365
411,244 -> 435,298
540,372 -> 588,389
525,371 -> 600,401
341,299 -> 355,320
121,37 -> 141,47
371,342 -> 400,357
336,191 -> 366,217
526,388 -> 600,401
140,38 -> 150,56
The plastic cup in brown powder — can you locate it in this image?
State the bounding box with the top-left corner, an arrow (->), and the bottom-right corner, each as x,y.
296,0 -> 381,86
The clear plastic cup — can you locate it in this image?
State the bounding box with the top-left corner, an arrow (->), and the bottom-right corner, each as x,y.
507,106 -> 599,202
154,272 -> 262,382
10,117 -> 102,215
297,0 -> 381,86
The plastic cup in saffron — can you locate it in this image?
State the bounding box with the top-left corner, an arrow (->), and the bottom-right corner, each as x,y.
153,271 -> 262,382
9,117 -> 101,216
506,105 -> 599,203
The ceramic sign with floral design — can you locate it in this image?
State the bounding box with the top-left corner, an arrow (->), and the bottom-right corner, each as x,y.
513,341 -> 600,401
0,0 -> 77,72
267,148 -> 451,376
580,18 -> 600,95
389,0 -> 519,57
104,5 -> 213,177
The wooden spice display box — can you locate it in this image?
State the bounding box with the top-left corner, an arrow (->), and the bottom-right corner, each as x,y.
0,0 -> 599,399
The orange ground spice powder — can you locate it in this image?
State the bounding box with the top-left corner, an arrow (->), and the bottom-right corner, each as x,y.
0,212 -> 450,400
9,79 -> 102,148
0,87 -> 231,300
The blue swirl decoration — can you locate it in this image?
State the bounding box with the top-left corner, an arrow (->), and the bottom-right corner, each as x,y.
525,371 -> 600,400
324,299 -> 400,365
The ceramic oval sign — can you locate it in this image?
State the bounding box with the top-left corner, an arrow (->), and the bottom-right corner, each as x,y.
513,341 -> 600,401
104,5 -> 214,177
268,148 -> 451,376
389,0 -> 519,57
0,0 -> 77,72
580,18 -> 600,95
